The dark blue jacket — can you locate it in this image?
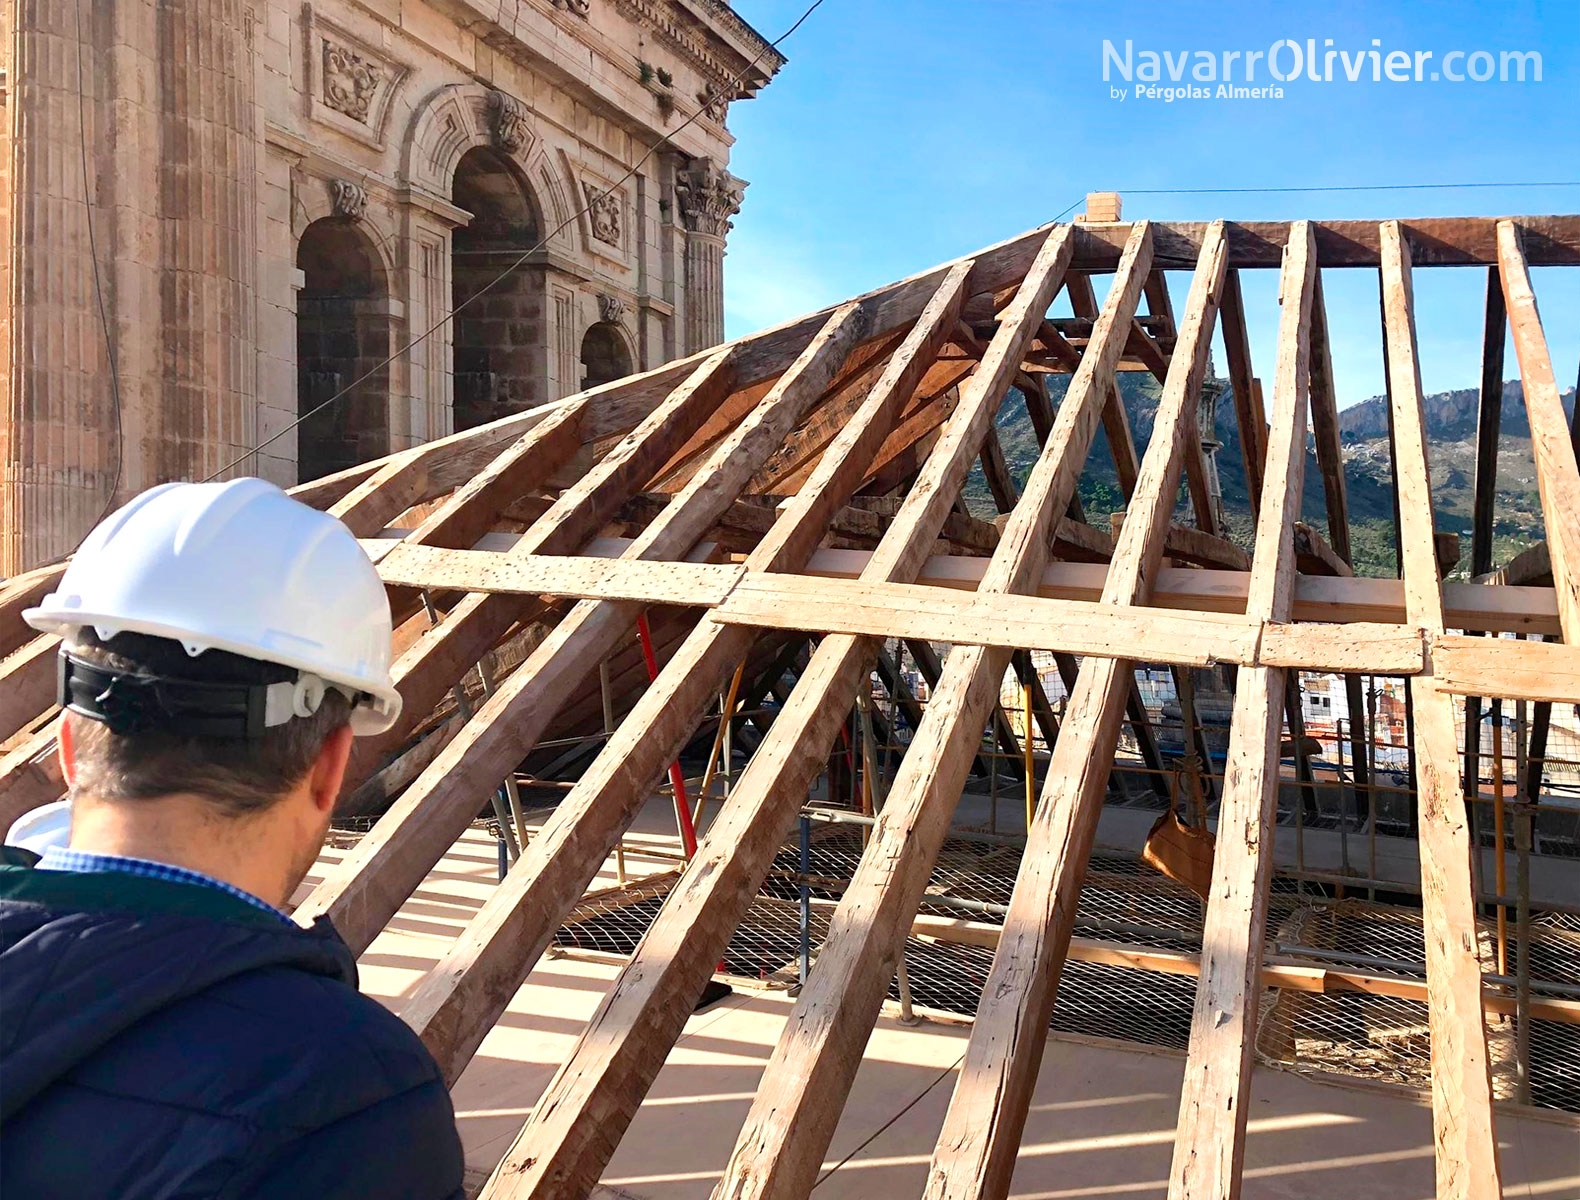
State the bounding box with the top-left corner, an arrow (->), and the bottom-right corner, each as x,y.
0,851 -> 465,1199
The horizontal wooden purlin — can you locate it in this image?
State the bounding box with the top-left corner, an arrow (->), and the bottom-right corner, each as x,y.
712,574 -> 1426,674
907,914 -> 1580,1025
1069,216 -> 1580,269
372,542 -> 1426,675
372,543 -> 742,607
364,530 -> 1563,638
1432,633 -> 1580,704
366,527 -> 1567,640
803,548 -> 1562,635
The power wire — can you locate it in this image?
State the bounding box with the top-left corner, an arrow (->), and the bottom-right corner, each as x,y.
811,1048 -> 967,1189
201,0 -> 828,484
1119,181 -> 1580,196
74,0 -> 124,533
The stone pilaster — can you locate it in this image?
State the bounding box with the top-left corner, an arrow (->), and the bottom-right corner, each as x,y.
153,0 -> 259,487
2,0 -> 257,572
675,157 -> 744,354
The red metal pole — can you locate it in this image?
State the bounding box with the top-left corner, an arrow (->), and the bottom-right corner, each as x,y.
637,614 -> 698,859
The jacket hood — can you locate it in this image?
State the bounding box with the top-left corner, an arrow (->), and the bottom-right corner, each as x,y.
0,857 -> 356,1121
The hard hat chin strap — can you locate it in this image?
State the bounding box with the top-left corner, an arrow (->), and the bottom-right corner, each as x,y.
59,652 -> 338,740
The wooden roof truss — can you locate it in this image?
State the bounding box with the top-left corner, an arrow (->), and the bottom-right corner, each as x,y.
2,213 -> 1579,1199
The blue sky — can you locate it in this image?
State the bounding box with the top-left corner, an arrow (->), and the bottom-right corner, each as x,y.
722,0 -> 1579,408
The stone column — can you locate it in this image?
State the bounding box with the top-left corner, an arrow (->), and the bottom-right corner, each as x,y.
3,0 -> 257,572
675,157 -> 744,354
152,0 -> 258,486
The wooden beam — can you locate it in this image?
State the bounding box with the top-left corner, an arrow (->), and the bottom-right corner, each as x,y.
1382,219 -> 1502,1200
796,549 -> 1562,636
474,228 -> 1081,1200
375,546 -> 742,607
0,563 -> 67,658
1105,512 -> 1251,571
978,426 -> 1022,514
711,574 -> 1422,675
402,262 -> 981,1100
328,449 -> 437,537
365,530 -> 1570,648
1471,268 -> 1508,578
1477,539 -> 1550,588
920,223 -> 1223,1200
403,416 -> 585,554
1434,634 -> 1580,704
1141,265 -> 1220,538
908,916 -> 1580,1025
1307,274 -> 1351,563
746,330 -> 911,492
0,635 -> 60,744
1499,220 -> 1580,645
875,644 -> 928,740
1070,215 -> 1580,269
1219,270 -> 1266,519
1066,274 -> 1141,498
1011,649 -> 1061,752
0,720 -> 63,833
1292,522 -> 1350,578
907,637 -> 1014,781
1167,221 -> 1316,1200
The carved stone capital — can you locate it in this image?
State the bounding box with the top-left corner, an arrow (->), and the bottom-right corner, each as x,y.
487,89 -> 530,154
331,179 -> 369,222
675,157 -> 745,239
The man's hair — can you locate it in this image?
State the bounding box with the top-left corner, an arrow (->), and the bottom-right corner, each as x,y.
64,630 -> 351,818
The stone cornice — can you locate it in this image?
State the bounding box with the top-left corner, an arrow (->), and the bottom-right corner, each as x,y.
611,0 -> 783,94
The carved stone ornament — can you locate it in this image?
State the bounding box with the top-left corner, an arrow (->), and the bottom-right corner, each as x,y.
675,157 -> 745,239
597,292 -> 626,324
321,39 -> 383,124
331,179 -> 369,222
551,0 -> 591,14
583,182 -> 622,247
487,90 -> 530,155
697,84 -> 730,125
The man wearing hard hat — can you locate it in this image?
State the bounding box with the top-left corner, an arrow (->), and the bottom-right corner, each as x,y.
0,480 -> 465,1199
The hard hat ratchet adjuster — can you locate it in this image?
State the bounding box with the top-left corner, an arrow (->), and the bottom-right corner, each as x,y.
58,652 -> 336,740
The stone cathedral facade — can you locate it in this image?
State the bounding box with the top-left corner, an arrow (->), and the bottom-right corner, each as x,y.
0,0 -> 782,572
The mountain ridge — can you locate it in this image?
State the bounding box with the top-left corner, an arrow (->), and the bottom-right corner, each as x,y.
979,372 -> 1578,577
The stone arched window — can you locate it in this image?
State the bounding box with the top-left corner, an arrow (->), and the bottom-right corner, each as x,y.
295,217 -> 390,482
580,322 -> 633,389
452,147 -> 543,430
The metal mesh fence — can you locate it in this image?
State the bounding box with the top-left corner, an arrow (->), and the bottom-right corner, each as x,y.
549,820 -> 1580,1114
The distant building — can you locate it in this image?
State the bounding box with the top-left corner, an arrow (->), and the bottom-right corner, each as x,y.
0,0 -> 783,571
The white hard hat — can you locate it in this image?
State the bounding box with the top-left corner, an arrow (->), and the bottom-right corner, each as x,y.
24,479 -> 401,735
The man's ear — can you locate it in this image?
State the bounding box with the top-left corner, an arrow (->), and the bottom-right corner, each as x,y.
308,725 -> 355,815
58,715 -> 78,787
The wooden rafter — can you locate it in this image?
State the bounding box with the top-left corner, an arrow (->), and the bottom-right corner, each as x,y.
1382,220 -> 1502,1199
1168,221 -> 1314,1200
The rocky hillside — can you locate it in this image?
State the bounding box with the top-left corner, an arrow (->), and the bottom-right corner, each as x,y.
975,371 -> 1577,578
